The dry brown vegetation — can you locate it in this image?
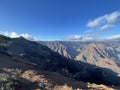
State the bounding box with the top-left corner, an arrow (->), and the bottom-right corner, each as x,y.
0,68 -> 117,90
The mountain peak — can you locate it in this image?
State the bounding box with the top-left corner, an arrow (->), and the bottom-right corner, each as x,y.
12,36 -> 28,42
19,36 -> 25,39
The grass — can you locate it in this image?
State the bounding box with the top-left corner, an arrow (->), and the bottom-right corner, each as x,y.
117,54 -> 120,60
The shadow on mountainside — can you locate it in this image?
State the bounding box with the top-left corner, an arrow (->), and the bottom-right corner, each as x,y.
0,35 -> 120,87
1,68 -> 116,90
41,53 -> 120,86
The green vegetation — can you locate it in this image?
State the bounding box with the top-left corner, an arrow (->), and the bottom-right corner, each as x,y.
0,68 -> 21,90
117,54 -> 120,59
0,34 -> 11,42
0,34 -> 11,48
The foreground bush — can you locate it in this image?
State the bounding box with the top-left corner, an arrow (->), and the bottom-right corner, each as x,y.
0,68 -> 21,90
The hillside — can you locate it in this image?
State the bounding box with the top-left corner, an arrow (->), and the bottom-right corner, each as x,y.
1,68 -> 117,90
39,41 -> 120,74
0,35 -> 120,89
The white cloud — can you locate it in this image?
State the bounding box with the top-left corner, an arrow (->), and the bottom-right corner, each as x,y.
20,33 -> 37,41
84,30 -> 98,38
87,11 -> 120,30
87,16 -> 105,28
106,35 -> 120,40
0,31 -> 37,41
66,35 -> 82,41
100,24 -> 115,30
83,37 -> 95,41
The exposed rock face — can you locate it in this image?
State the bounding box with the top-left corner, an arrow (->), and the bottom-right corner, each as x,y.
75,43 -> 120,73
0,35 -> 120,89
39,41 -> 120,74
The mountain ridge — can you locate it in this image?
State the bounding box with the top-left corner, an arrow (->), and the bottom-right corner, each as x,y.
0,35 -> 120,89
38,41 -> 120,75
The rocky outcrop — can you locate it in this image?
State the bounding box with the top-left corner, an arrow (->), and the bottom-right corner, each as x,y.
39,41 -> 120,74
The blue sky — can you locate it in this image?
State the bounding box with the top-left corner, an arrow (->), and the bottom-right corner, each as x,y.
0,0 -> 120,41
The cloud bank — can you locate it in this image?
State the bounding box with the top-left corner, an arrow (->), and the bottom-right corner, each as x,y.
106,35 -> 120,40
87,11 -> 120,30
0,31 -> 37,41
66,35 -> 82,41
84,30 -> 98,38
